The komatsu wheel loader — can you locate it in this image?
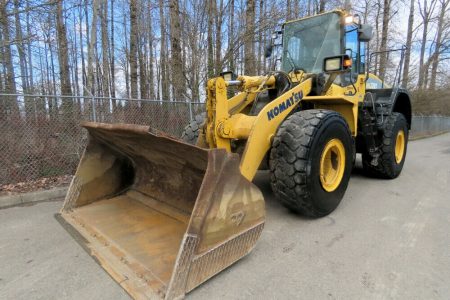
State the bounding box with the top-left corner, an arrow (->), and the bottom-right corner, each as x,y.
59,10 -> 412,300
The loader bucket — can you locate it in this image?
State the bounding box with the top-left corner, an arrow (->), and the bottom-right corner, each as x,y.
59,122 -> 265,300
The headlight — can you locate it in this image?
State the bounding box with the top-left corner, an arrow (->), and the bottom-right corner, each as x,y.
324,58 -> 341,72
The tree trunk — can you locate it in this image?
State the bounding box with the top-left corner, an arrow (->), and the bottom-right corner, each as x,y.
123,12 -> 130,99
48,32 -> 58,114
293,0 -> 299,17
110,0 -> 116,101
56,0 -> 72,96
374,1 -> 381,74
0,0 -> 17,100
13,0 -> 29,94
378,0 -> 390,80
87,0 -> 100,95
26,1 -> 33,91
215,0 -> 224,75
286,0 -> 291,20
418,0 -> 437,89
72,10 -> 80,97
100,0 -> 110,98
244,0 -> 256,75
159,0 -> 169,100
228,0 -> 235,72
129,0 -> 139,99
207,0 -> 214,77
257,0 -> 263,74
138,31 -> 148,99
78,4 -> 86,90
147,1 -> 154,99
402,0 -> 414,87
429,0 -> 448,90
169,0 -> 184,100
43,39 -> 51,94
319,0 -> 326,12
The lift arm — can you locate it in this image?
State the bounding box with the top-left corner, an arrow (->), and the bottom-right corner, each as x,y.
205,75 -> 312,181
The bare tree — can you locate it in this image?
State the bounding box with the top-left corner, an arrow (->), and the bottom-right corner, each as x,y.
129,0 -> 139,99
417,0 -> 438,89
56,0 -> 72,95
25,1 -> 33,91
402,0 -> 414,87
100,0 -> 110,98
159,0 -> 169,100
215,0 -> 224,74
1,0 -> 450,107
0,0 -> 17,95
244,0 -> 256,74
429,0 -> 449,90
207,0 -> 214,77
169,0 -> 184,100
13,0 -> 29,93
378,0 -> 391,79
0,0 -> 19,119
228,0 -> 235,72
146,1 -> 155,99
87,0 -> 100,94
319,0 -> 327,12
110,0 -> 116,99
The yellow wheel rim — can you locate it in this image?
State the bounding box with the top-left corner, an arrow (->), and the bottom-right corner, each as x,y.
320,139 -> 346,192
395,130 -> 405,164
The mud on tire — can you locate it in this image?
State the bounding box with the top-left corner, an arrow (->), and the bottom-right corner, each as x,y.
270,109 -> 353,218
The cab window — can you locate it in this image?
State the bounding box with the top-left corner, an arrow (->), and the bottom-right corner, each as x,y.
345,25 -> 359,75
366,77 -> 383,89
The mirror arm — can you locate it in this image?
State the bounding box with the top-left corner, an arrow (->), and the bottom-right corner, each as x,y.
320,73 -> 338,96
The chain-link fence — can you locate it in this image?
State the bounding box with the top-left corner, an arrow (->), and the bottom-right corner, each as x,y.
1,94 -> 450,186
0,94 -> 204,185
410,115 -> 450,139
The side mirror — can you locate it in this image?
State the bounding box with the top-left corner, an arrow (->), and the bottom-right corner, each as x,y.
323,55 -> 352,73
358,24 -> 373,42
265,44 -> 273,58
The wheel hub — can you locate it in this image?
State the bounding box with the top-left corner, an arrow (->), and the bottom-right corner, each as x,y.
395,130 -> 405,164
320,139 -> 346,192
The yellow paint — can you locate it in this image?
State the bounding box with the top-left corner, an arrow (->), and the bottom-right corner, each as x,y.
395,130 -> 405,163
219,114 -> 257,139
239,79 -> 312,180
206,77 -> 231,151
320,138 -> 346,192
304,74 -> 367,136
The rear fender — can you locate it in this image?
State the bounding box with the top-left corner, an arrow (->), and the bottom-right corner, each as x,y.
392,91 -> 412,129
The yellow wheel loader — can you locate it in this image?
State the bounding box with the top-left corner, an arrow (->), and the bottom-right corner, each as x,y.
59,10 -> 411,300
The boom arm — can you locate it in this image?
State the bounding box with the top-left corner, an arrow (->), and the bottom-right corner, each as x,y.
204,75 -> 313,181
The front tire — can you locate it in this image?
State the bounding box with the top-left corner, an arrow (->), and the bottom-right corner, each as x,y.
362,112 -> 408,178
270,110 -> 353,218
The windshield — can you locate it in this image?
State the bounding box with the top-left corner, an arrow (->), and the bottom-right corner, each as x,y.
282,12 -> 342,73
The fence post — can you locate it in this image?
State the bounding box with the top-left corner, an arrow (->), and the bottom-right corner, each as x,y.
92,95 -> 97,122
188,100 -> 193,121
420,115 -> 424,135
83,86 -> 97,122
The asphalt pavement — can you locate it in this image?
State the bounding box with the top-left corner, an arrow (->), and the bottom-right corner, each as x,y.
1,133 -> 449,300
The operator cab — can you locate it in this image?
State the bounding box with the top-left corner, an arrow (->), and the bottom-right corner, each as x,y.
280,10 -> 373,90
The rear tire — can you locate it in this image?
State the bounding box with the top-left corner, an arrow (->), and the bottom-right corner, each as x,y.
270,110 -> 353,218
181,113 -> 206,145
362,112 -> 408,178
